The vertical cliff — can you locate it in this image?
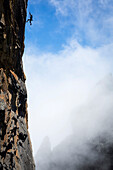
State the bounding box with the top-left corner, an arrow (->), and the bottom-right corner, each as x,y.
0,0 -> 35,169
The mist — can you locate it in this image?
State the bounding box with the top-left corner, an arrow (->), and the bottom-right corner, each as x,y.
23,0 -> 113,169
23,40 -> 113,169
34,74 -> 113,170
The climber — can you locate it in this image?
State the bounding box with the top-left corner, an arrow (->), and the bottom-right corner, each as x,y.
26,12 -> 33,25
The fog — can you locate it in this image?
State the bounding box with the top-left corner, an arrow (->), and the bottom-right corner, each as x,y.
35,74 -> 113,170
23,41 -> 113,169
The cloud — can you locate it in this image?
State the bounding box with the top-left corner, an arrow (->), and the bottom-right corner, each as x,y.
24,1 -> 113,168
49,0 -> 113,46
34,56 -> 113,169
34,61 -> 113,170
23,39 -> 113,157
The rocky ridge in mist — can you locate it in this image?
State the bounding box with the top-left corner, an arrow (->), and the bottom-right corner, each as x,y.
36,75 -> 113,170
0,0 -> 35,169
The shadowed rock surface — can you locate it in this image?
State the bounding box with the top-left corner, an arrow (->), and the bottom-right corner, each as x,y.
0,0 -> 35,169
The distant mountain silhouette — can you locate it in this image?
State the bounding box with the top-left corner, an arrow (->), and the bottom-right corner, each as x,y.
36,75 -> 113,170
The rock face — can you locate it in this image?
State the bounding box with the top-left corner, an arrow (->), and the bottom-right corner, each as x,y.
0,0 -> 35,169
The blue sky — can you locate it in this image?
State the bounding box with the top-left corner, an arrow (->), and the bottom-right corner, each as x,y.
25,0 -> 70,52
23,0 -> 113,158
25,0 -> 113,53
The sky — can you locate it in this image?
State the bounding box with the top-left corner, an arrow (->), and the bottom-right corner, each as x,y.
23,0 -> 113,158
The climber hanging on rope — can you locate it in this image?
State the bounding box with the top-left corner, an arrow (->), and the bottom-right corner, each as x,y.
26,12 -> 33,25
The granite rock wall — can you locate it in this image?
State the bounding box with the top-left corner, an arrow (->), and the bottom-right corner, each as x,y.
0,0 -> 35,169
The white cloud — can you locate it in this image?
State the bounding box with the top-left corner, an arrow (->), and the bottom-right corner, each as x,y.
24,1 -> 113,167
49,0 -> 113,46
35,74 -> 113,169
49,0 -> 77,16
23,39 -> 113,156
